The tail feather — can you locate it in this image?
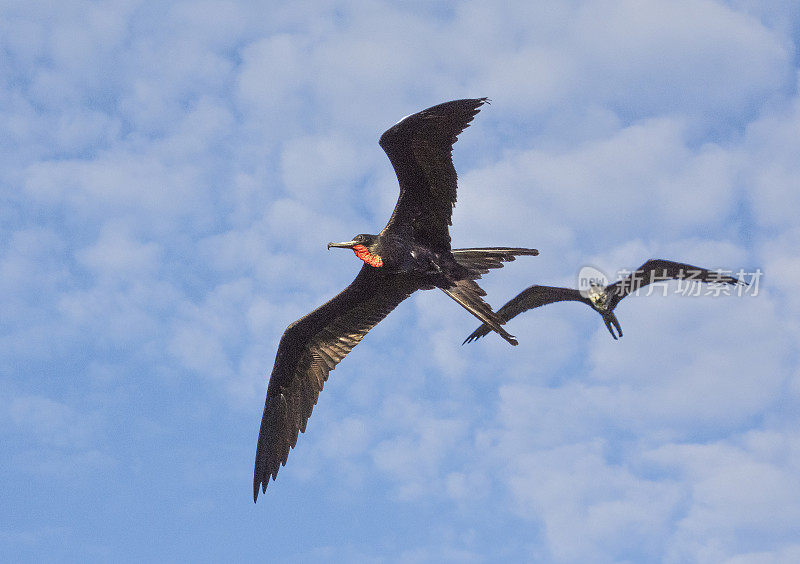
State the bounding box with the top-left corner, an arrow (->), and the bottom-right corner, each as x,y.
463,322 -> 492,344
451,247 -> 538,278
441,279 -> 518,346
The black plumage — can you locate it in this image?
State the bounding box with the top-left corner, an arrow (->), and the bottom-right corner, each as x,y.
464,259 -> 744,343
254,99 -> 538,500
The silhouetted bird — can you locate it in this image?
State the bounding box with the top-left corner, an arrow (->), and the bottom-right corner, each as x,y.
254,99 -> 538,501
464,259 -> 743,342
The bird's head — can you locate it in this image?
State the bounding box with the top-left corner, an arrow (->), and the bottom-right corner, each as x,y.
327,234 -> 383,267
587,283 -> 608,311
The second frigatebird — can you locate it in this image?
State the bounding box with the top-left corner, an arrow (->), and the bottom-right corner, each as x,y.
254,98 -> 538,500
464,259 -> 744,342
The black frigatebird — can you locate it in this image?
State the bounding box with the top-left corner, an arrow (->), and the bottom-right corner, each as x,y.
254,98 -> 538,500
464,259 -> 744,342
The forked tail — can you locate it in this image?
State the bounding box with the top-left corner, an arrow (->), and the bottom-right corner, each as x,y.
441,278 -> 518,346
451,247 -> 539,278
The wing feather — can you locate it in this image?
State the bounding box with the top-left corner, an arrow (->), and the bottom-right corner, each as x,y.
253,265 -> 416,501
606,258 -> 743,309
463,285 -> 586,343
379,98 -> 488,250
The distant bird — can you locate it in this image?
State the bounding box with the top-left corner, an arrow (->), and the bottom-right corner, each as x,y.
254,98 -> 538,501
464,259 -> 743,342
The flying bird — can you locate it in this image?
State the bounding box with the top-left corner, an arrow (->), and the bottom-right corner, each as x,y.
464,259 -> 743,342
254,98 -> 538,501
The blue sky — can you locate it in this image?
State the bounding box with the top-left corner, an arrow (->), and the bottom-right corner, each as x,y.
2,1 -> 800,562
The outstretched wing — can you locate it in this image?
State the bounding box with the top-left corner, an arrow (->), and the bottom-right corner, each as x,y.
379,98 -> 488,251
463,285 -> 586,343
606,258 -> 743,309
254,266 -> 416,501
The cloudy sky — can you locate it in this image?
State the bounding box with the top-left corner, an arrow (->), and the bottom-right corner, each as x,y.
2,1 -> 800,562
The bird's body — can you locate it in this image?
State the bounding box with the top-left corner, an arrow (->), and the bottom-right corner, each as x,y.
254,98 -> 538,500
465,259 -> 744,342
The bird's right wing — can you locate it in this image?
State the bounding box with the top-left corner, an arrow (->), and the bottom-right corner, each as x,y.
254,265 -> 416,501
606,259 -> 743,309
463,285 -> 585,343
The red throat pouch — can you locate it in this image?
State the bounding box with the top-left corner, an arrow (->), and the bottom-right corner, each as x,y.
352,244 -> 383,267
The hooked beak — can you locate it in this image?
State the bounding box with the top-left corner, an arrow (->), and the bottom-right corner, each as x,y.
603,313 -> 623,340
327,240 -> 358,250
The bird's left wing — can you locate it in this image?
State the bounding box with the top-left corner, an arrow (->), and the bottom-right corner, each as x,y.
607,258 -> 743,309
379,98 -> 488,250
464,285 -> 586,343
254,265 -> 416,501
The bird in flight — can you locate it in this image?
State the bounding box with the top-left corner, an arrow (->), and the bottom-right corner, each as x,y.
464,259 -> 744,342
254,98 -> 538,501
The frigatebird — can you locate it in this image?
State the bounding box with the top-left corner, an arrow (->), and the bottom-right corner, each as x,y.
464,259 -> 743,342
254,98 -> 538,500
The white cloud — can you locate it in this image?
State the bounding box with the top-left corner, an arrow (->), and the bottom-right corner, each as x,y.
280,134 -> 364,206
5,394 -> 94,449
371,396 -> 471,501
456,117 -> 745,252
741,73 -> 800,229
502,441 -> 682,562
76,223 -> 161,277
647,431 -> 800,563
